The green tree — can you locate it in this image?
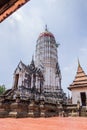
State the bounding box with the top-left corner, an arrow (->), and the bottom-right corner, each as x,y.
0,85 -> 6,95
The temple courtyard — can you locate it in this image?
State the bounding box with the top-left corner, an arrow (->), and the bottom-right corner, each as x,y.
0,117 -> 87,130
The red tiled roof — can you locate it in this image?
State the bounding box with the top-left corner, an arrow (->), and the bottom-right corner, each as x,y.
39,31 -> 54,38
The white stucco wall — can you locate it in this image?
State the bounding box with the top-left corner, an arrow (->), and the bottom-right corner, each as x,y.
72,88 -> 87,105
45,67 -> 56,89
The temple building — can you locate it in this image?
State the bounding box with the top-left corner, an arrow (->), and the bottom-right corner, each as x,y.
68,61 -> 87,106
11,26 -> 66,103
1,27 -> 87,117
0,27 -> 66,118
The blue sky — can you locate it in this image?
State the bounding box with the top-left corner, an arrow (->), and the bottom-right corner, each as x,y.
0,0 -> 87,94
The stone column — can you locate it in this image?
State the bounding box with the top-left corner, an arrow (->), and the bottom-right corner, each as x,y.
57,103 -> 63,117
77,100 -> 80,116
35,75 -> 38,89
31,74 -> 33,88
40,99 -> 46,117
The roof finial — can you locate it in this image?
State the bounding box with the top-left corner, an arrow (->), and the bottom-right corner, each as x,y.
30,54 -> 35,65
45,24 -> 48,31
78,58 -> 80,67
32,54 -> 34,61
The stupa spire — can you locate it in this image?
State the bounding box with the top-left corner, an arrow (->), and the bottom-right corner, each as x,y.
45,24 -> 48,31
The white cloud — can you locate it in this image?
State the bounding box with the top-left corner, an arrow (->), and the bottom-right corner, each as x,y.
80,48 -> 87,53
45,0 -> 57,5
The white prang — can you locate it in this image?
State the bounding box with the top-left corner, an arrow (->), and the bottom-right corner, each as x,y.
35,27 -> 61,93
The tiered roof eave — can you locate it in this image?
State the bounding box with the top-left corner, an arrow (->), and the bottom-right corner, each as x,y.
0,0 -> 30,23
68,61 -> 87,90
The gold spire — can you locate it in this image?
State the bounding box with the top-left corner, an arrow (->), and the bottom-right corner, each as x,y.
78,58 -> 80,67
77,59 -> 84,74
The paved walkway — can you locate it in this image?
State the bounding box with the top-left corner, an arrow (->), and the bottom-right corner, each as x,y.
0,117 -> 87,130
